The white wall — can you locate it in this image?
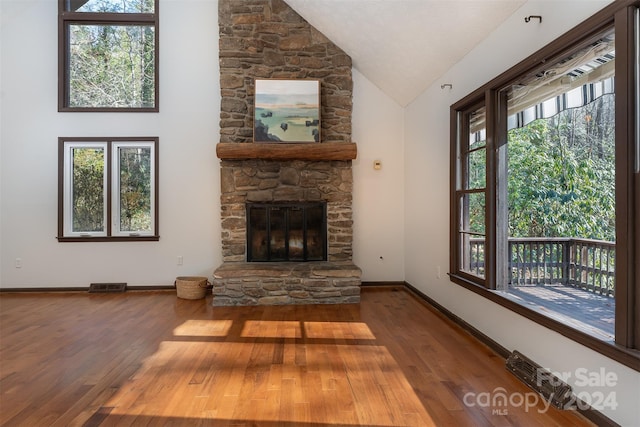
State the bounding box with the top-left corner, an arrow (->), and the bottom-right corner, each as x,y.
0,0 -> 4,287
0,0 -> 405,287
352,68 -> 405,281
404,1 -> 640,425
0,0 -> 221,287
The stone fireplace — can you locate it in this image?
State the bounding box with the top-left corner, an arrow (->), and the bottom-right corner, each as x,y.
212,0 -> 361,306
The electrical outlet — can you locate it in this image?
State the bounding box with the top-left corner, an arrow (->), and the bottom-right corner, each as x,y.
177,256 -> 183,266
15,258 -> 22,268
437,266 -> 441,279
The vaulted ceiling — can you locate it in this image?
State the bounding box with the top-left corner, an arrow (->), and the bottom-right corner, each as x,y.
286,0 -> 527,106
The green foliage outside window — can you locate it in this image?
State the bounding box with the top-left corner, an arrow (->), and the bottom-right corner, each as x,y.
464,94 -> 616,242
119,147 -> 152,232
74,0 -> 154,13
69,24 -> 155,108
72,147 -> 105,232
507,94 -> 615,241
61,139 -> 157,239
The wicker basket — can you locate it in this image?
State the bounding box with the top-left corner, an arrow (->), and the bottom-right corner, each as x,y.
175,276 -> 209,300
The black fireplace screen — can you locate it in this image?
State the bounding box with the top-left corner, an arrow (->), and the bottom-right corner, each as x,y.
246,202 -> 327,262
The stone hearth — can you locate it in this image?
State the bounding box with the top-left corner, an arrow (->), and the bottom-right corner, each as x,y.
213,262 -> 361,306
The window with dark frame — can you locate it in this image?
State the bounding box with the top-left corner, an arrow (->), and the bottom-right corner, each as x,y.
58,0 -> 159,112
455,103 -> 487,281
58,137 -> 159,241
450,1 -> 639,371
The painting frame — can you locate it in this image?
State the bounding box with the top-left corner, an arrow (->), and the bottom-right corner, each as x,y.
253,79 -> 321,143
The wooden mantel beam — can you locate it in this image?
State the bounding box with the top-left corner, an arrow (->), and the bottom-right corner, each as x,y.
216,142 -> 357,161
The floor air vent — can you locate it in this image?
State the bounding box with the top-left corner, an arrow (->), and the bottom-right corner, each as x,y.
506,350 -> 573,409
88,283 -> 127,293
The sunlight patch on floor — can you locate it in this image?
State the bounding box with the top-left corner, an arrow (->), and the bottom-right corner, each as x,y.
304,321 -> 376,340
102,332 -> 435,425
240,320 -> 303,338
173,319 -> 233,337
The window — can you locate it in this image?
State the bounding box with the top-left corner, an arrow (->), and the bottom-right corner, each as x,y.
58,0 -> 159,111
450,2 -> 639,370
454,103 -> 487,280
58,137 -> 159,241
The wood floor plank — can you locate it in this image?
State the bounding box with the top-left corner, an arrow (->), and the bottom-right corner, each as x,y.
0,288 -> 597,426
278,377 -> 296,423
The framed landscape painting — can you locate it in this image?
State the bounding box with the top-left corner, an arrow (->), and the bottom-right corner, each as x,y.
254,79 -> 320,143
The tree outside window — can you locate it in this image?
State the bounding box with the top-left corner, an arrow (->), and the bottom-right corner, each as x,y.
59,0 -> 158,111
449,3 -> 640,369
58,137 -> 159,241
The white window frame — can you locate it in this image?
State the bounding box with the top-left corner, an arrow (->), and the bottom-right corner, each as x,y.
111,141 -> 156,237
58,137 -> 159,242
63,141 -> 108,237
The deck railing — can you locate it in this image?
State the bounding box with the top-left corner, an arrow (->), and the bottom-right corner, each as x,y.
469,238 -> 615,297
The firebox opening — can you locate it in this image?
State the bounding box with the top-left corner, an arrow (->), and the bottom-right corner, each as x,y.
247,202 -> 327,262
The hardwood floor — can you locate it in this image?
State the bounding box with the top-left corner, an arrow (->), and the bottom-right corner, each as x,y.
0,287 -> 594,426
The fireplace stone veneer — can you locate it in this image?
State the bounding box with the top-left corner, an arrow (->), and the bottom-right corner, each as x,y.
213,0 -> 360,306
212,159 -> 361,306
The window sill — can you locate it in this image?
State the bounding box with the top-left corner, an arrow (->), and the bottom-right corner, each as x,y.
58,106 -> 159,113
449,273 -> 640,372
57,235 -> 160,242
